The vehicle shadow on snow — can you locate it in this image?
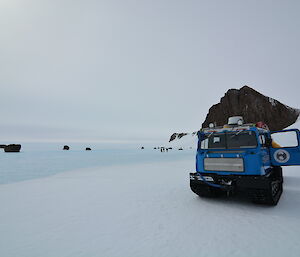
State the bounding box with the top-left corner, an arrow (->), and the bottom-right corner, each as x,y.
194,193 -> 266,208
192,182 -> 300,218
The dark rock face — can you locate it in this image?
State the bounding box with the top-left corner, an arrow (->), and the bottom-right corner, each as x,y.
4,144 -> 21,152
63,145 -> 70,150
169,133 -> 177,142
169,133 -> 188,142
202,86 -> 300,131
86,147 -> 91,151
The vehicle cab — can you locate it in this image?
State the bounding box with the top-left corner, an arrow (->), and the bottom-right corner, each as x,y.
197,125 -> 270,176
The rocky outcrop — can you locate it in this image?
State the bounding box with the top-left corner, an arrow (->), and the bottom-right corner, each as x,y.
63,145 -> 70,150
169,132 -> 197,142
86,147 -> 91,151
4,144 -> 21,152
169,133 -> 188,142
202,86 -> 300,131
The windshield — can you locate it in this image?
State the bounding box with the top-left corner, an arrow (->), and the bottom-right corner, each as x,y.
201,131 -> 258,149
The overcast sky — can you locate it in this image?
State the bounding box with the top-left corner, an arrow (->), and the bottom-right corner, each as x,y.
0,0 -> 299,142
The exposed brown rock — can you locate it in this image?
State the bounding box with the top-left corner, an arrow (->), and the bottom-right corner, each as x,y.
202,86 -> 300,131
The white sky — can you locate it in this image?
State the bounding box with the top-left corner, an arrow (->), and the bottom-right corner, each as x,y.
0,0 -> 300,142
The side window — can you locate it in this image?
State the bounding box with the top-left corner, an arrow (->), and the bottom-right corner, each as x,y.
271,131 -> 299,148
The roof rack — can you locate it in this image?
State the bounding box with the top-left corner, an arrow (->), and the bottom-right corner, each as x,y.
201,123 -> 269,133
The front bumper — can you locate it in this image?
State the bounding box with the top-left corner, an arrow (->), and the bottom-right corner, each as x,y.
190,172 -> 272,191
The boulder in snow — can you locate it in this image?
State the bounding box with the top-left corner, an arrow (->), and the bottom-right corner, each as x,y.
4,144 -> 21,152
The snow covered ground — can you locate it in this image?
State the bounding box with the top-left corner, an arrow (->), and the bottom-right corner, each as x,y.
1,156 -> 300,257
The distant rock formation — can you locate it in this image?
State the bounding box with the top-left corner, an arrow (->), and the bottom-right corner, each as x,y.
202,86 -> 300,131
86,147 -> 91,151
169,133 -> 188,142
63,145 -> 70,150
4,144 -> 21,152
0,145 -> 6,148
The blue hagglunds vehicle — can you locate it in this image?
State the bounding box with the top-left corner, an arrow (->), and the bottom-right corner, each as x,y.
190,116 -> 300,205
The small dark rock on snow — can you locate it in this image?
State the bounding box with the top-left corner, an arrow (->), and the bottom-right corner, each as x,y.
4,144 -> 21,152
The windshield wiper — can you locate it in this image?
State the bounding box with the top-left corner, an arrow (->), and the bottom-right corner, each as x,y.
207,132 -> 214,138
230,130 -> 243,138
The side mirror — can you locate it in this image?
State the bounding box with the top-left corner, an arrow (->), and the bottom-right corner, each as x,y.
198,132 -> 206,141
265,138 -> 272,147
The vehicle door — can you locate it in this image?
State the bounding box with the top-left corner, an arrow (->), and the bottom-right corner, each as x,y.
270,129 -> 300,166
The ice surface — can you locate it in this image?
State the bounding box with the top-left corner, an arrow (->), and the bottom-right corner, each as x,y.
1,156 -> 300,257
0,143 -> 193,185
1,121 -> 300,257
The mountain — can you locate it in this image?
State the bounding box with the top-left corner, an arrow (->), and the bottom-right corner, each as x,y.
202,85 -> 300,131
169,85 -> 300,143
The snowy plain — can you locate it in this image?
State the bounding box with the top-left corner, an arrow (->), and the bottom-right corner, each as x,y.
1,121 -> 300,257
1,157 -> 300,257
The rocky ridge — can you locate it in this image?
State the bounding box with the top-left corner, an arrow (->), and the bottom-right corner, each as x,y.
202,86 -> 299,131
169,85 -> 300,142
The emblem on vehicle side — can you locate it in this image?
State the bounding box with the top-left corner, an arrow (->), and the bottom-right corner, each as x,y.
274,149 -> 290,163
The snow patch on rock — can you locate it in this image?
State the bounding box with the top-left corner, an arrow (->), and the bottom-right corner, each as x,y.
268,97 -> 277,106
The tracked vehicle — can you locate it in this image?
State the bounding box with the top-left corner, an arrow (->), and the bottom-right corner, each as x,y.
190,116 -> 300,205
